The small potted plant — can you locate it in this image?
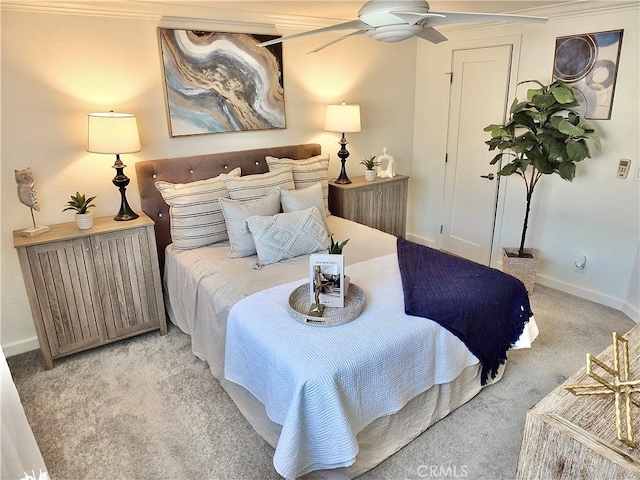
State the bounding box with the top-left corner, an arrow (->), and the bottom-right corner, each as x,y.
63,192 -> 97,230
360,156 -> 380,182
329,236 -> 349,254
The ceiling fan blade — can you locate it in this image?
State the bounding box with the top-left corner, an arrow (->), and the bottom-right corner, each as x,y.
417,27 -> 448,44
258,20 -> 369,47
307,30 -> 367,54
391,12 -> 445,26
426,11 -> 548,28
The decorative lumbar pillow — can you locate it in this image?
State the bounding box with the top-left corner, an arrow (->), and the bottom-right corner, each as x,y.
245,206 -> 328,265
219,187 -> 281,258
221,167 -> 294,203
280,182 -> 329,230
266,154 -> 330,215
155,167 -> 241,250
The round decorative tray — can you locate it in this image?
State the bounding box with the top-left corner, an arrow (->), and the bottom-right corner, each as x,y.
288,283 -> 366,327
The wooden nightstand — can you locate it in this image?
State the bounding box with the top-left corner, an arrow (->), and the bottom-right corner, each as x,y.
329,175 -> 409,237
13,213 -> 167,369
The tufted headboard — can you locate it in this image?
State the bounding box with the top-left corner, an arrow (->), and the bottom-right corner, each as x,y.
135,143 -> 322,272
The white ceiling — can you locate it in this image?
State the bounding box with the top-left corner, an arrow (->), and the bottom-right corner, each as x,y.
4,0 -> 638,28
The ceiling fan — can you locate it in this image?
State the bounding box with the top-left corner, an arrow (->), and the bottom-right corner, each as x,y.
258,0 -> 547,53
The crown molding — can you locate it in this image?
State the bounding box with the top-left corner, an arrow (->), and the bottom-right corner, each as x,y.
0,1 -> 343,30
3,1 -> 637,33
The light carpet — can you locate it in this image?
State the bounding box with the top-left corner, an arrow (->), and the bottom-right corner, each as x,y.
7,285 -> 636,480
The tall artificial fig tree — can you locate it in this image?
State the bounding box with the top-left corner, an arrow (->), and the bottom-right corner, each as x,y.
484,79 -> 601,258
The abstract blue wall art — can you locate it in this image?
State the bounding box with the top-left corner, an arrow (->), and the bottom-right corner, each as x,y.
553,30 -> 623,120
159,29 -> 285,136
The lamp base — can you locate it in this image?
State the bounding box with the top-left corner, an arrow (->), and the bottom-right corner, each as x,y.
112,154 -> 139,221
114,211 -> 139,222
335,133 -> 352,184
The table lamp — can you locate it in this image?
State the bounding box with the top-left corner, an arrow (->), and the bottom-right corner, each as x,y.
324,101 -> 361,184
87,111 -> 141,221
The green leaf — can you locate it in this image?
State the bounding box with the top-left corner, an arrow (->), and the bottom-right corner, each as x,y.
531,94 -> 556,110
558,162 -> 576,181
510,100 -> 530,115
558,119 -> 585,137
483,124 -> 503,132
551,84 -> 576,104
547,141 -> 568,162
533,156 -> 556,174
584,131 -> 602,150
566,139 -> 590,162
527,88 -> 544,101
513,111 -> 537,132
489,153 -> 505,165
498,163 -> 519,176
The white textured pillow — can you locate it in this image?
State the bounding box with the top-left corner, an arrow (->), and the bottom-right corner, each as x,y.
281,182 -> 329,230
219,188 -> 281,258
155,167 -> 241,250
266,154 -> 330,215
245,207 -> 328,265
221,167 -> 294,202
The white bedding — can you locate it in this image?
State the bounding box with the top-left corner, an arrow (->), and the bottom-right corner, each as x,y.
164,215 -> 537,478
225,254 -> 479,478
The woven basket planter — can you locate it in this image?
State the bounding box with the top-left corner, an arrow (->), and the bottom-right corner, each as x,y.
502,248 -> 539,294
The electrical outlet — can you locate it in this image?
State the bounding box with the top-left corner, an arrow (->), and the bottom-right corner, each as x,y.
635,166 -> 640,182
575,255 -> 587,273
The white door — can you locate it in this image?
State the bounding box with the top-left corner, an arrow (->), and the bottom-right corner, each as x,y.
441,45 -> 512,265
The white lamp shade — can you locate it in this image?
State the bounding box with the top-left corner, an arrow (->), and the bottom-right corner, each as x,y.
87,112 -> 141,154
324,102 -> 361,133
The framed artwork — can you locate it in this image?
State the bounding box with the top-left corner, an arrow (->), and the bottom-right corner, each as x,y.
158,28 -> 286,137
552,30 -> 624,120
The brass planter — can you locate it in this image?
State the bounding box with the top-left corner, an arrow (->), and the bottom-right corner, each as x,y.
502,248 -> 539,294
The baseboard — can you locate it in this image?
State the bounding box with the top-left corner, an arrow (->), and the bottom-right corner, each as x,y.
622,301 -> 640,323
533,273 -> 639,322
405,233 -> 437,248
2,337 -> 40,358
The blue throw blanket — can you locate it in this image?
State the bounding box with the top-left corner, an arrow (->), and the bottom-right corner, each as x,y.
396,237 -> 532,384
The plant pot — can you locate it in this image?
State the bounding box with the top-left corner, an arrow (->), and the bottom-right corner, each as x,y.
502,248 -> 539,294
364,170 -> 377,181
75,212 -> 94,230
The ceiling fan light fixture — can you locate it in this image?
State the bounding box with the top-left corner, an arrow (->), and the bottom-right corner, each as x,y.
358,0 -> 430,27
366,24 -> 423,43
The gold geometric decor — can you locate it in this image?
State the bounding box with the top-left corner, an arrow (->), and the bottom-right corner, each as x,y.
565,332 -> 640,447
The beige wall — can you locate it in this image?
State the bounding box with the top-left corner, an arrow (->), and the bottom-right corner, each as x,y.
410,5 -> 640,317
0,7 -> 417,354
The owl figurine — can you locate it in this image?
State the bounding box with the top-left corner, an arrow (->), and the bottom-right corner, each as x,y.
15,167 -> 49,236
15,168 -> 40,210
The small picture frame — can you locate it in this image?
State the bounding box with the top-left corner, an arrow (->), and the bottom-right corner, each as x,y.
310,254 -> 345,308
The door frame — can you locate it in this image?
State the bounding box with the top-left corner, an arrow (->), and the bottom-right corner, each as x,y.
438,35 -> 523,268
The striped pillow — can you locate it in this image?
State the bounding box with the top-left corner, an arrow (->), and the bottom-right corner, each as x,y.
155,167 -> 240,250
266,154 -> 330,215
221,167 -> 294,202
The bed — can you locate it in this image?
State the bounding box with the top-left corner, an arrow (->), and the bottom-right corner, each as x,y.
135,144 -> 538,479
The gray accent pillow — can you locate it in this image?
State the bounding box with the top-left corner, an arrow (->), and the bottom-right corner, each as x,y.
219,187 -> 281,258
266,154 -> 330,215
245,206 -> 328,265
280,182 -> 329,230
155,167 -> 241,250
